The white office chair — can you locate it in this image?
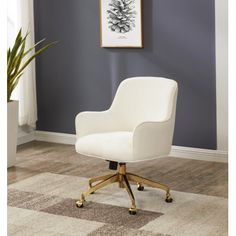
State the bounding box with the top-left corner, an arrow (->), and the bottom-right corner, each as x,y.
75,77 -> 178,214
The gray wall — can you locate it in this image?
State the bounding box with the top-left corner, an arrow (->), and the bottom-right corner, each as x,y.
34,0 -> 216,149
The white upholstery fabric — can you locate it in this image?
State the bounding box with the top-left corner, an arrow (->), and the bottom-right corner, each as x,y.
75,77 -> 178,163
76,132 -> 133,162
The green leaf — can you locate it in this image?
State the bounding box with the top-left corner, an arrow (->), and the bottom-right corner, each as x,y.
7,48 -> 11,61
7,29 -> 23,67
14,41 -> 58,79
9,39 -> 26,84
9,41 -> 58,93
7,29 -> 30,70
23,38 -> 46,57
7,72 -> 24,101
7,72 -> 24,102
7,28 -> 58,102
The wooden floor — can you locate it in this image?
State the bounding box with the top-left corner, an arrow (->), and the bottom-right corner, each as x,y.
8,141 -> 228,198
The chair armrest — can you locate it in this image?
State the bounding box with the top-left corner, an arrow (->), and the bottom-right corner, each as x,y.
133,119 -> 174,160
75,110 -> 115,138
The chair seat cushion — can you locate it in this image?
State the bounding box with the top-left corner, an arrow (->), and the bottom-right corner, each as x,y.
75,132 -> 133,162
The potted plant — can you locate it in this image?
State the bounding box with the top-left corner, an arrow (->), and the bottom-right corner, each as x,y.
7,29 -> 56,167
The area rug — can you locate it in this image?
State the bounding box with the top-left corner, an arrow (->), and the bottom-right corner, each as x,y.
8,172 -> 227,236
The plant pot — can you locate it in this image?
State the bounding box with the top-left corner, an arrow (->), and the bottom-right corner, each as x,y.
7,100 -> 19,168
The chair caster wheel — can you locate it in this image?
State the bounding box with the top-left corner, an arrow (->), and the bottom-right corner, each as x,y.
137,184 -> 144,191
165,197 -> 173,203
129,208 -> 137,215
76,201 -> 84,208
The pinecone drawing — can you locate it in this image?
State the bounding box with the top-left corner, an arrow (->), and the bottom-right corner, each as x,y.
107,0 -> 137,34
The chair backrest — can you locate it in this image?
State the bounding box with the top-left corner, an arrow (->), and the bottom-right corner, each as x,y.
110,77 -> 178,130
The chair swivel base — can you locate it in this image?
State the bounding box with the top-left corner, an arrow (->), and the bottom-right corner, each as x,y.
76,163 -> 173,214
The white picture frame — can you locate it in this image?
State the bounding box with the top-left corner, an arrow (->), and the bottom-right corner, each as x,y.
100,0 -> 143,48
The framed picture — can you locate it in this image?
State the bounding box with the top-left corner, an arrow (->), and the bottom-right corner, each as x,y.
100,0 -> 143,48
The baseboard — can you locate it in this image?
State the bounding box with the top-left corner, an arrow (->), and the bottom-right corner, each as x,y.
17,130 -> 35,145
35,131 -> 76,145
18,130 -> 228,163
170,146 -> 228,163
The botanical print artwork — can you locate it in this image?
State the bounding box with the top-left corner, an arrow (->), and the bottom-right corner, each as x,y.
100,0 -> 143,47
107,0 -> 137,34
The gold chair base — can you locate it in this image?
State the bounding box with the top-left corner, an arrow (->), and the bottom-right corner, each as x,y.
76,163 -> 173,214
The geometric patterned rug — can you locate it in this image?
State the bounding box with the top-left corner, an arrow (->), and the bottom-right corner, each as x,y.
8,172 -> 228,236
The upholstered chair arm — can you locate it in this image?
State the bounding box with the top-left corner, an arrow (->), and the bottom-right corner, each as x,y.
75,110 -> 115,138
133,119 -> 174,161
